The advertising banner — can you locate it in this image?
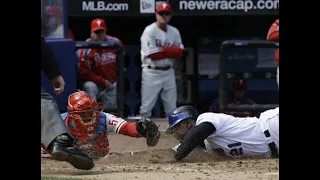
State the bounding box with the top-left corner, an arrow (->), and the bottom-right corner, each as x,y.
68,0 -> 279,16
68,0 -> 134,16
139,0 -> 168,14
170,0 -> 279,15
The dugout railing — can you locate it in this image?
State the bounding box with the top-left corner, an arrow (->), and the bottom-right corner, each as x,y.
75,41 -> 125,118
219,40 -> 279,112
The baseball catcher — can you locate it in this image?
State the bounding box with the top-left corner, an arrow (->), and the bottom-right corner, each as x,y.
41,91 -> 160,159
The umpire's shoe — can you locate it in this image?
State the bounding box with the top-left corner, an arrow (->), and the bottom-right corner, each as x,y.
50,134 -> 94,170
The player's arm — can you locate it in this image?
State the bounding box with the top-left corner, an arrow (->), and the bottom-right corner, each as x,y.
41,36 -> 61,80
140,29 -> 166,61
174,122 -> 216,161
115,37 -> 126,57
118,122 -> 142,137
106,114 -> 160,147
141,29 -> 182,60
267,19 -> 279,41
161,28 -> 184,59
77,48 -> 108,86
105,113 -> 142,137
107,35 -> 126,55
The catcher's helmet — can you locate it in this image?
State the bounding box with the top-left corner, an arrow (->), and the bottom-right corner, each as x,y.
67,91 -> 100,132
166,106 -> 199,133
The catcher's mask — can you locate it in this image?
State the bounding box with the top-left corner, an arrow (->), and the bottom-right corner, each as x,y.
67,91 -> 101,129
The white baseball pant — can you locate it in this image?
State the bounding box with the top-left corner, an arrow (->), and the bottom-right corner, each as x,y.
259,108 -> 279,153
139,67 -> 177,118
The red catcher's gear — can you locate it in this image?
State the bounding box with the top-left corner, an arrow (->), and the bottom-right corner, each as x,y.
67,91 -> 100,137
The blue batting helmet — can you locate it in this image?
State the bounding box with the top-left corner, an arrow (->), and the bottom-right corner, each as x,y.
166,106 -> 199,133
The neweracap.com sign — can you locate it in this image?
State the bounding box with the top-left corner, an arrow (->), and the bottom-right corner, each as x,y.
68,0 -> 133,16
169,0 -> 279,15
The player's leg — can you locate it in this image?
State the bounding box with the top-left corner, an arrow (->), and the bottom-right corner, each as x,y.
101,87 -> 117,109
41,87 -> 94,170
83,81 -> 99,100
41,87 -> 71,148
268,112 -> 279,149
160,70 -> 177,117
259,108 -> 279,148
139,68 -> 163,118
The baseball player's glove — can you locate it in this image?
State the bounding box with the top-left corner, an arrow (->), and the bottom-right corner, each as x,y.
136,117 -> 160,147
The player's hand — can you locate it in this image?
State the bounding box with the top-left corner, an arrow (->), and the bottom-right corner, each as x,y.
105,80 -> 114,91
136,117 -> 161,147
51,75 -> 65,95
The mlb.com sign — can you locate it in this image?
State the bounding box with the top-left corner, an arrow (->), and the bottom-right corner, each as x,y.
82,1 -> 129,11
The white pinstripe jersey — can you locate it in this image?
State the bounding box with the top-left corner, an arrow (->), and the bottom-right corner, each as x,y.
140,22 -> 183,68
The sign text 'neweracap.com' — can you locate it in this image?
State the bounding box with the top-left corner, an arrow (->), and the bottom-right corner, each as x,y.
178,0 -> 279,12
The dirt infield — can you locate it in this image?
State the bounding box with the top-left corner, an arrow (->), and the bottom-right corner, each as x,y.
41,120 -> 279,180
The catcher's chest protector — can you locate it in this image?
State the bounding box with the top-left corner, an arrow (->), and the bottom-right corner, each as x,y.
67,113 -> 110,156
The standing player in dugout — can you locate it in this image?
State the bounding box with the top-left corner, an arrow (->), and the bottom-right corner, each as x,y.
42,91 -> 160,159
139,3 -> 184,118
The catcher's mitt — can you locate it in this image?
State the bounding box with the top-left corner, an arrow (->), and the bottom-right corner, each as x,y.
136,117 -> 160,147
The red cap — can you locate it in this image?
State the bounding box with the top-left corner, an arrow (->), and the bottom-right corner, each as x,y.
156,3 -> 172,13
233,79 -> 247,89
91,18 -> 107,32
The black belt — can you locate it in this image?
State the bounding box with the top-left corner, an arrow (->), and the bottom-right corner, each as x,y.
264,130 -> 279,158
147,65 -> 171,71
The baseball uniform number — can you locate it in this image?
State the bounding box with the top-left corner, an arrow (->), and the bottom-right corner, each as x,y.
228,142 -> 244,156
108,119 -> 118,126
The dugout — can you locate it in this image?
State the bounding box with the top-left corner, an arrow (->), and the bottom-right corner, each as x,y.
44,0 -> 279,117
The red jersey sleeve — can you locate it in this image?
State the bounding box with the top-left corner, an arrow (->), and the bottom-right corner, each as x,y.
147,46 -> 184,61
106,35 -> 126,55
147,52 -> 168,60
77,48 -> 107,86
163,47 -> 184,59
118,122 -> 142,138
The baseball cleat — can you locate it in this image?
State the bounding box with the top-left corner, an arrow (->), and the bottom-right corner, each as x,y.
50,134 -> 95,170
